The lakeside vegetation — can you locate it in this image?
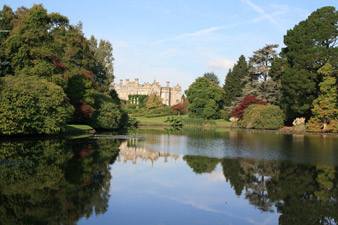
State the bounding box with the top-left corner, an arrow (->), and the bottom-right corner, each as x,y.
0,4 -> 128,135
65,124 -> 94,133
0,4 -> 337,135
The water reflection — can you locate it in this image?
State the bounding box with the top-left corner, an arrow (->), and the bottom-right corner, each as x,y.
0,137 -> 121,225
0,129 -> 338,225
118,138 -> 179,164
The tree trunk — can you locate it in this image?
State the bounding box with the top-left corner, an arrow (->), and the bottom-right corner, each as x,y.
323,123 -> 327,130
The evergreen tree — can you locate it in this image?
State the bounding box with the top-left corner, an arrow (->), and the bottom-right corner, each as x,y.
203,72 -> 219,85
279,6 -> 338,121
309,63 -> 338,130
249,44 -> 279,81
243,44 -> 281,105
223,55 -> 248,107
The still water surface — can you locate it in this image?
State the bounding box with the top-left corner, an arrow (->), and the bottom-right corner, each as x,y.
1,128 -> 337,224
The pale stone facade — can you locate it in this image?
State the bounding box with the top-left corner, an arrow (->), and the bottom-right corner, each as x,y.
111,78 -> 182,106
117,139 -> 179,165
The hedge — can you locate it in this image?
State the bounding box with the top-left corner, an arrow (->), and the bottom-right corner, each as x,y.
241,104 -> 284,130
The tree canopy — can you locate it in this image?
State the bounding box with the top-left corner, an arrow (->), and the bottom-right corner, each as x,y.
223,55 -> 248,107
203,72 -> 220,85
0,4 -> 127,134
185,77 -> 225,119
279,6 -> 338,121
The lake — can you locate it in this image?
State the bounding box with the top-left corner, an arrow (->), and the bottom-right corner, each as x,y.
0,128 -> 337,225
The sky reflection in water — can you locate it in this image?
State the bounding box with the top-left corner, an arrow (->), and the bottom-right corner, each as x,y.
1,128 -> 337,225
78,128 -> 338,225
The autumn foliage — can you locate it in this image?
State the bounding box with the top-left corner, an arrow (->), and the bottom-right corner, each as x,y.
231,95 -> 266,120
69,99 -> 95,124
171,103 -> 186,115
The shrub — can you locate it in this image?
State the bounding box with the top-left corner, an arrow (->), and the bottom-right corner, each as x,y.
89,92 -> 128,130
229,117 -> 239,128
292,117 -> 306,132
171,103 -> 187,115
307,117 -> 338,133
165,117 -> 185,129
241,104 -> 284,130
306,117 -> 323,132
145,106 -> 176,117
69,99 -> 95,124
0,76 -> 74,135
128,117 -> 139,128
231,96 -> 266,120
327,119 -> 338,133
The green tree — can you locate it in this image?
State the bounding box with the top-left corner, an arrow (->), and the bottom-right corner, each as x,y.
279,6 -> 338,121
183,155 -> 220,174
146,93 -> 163,109
249,44 -> 279,81
89,35 -> 114,92
241,45 -> 282,105
90,92 -> 128,130
0,137 -> 121,224
64,74 -> 95,104
309,63 -> 338,130
0,5 -> 15,77
0,76 -> 74,135
223,55 -> 248,107
4,4 -> 69,81
186,77 -> 225,119
203,72 -> 219,85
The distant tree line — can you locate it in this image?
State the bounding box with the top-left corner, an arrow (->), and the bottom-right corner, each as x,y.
185,6 -> 338,131
0,4 -> 128,135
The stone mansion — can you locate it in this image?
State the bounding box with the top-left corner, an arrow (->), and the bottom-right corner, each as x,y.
111,78 -> 182,106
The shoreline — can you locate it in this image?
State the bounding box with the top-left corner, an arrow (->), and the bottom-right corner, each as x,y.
138,123 -> 338,136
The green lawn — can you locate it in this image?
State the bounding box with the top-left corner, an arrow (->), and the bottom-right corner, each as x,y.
135,114 -> 189,125
135,115 -> 231,127
213,119 -> 231,127
65,124 -> 94,132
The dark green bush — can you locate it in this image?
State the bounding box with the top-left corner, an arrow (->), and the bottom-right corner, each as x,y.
128,117 -> 139,127
146,106 -> 175,117
0,76 -> 74,135
89,92 -> 128,130
241,104 -> 284,130
165,117 -> 185,129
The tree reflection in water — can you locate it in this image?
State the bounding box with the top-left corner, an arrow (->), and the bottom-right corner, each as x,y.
183,155 -> 338,224
0,137 -> 121,225
0,133 -> 337,225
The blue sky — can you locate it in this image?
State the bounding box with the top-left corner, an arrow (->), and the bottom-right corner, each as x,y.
2,0 -> 337,91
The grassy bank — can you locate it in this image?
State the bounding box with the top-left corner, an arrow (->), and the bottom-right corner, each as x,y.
135,115 -> 231,127
65,124 -> 95,133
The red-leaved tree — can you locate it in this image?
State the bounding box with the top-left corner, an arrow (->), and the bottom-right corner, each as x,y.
231,96 -> 266,120
69,99 -> 95,123
171,103 -> 186,115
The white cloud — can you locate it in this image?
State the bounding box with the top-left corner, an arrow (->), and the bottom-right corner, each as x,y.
206,169 -> 225,181
151,26 -> 225,45
208,58 -> 235,71
241,0 -> 283,30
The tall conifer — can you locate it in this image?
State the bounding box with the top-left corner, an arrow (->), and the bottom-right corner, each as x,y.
279,6 -> 338,121
223,55 -> 248,107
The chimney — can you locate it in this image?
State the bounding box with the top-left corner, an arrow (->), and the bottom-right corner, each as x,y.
135,78 -> 139,85
126,79 -> 129,85
166,81 -> 170,87
119,79 -> 123,85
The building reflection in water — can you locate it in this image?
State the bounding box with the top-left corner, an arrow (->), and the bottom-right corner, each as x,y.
117,139 -> 179,165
